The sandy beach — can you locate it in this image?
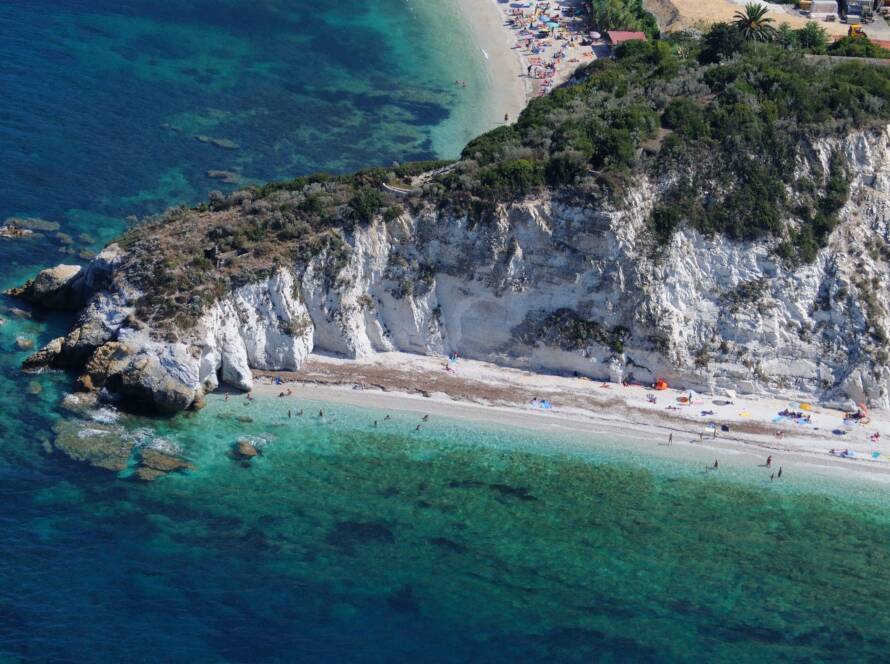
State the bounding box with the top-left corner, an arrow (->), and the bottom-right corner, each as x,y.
253,352 -> 890,488
451,0 -> 594,128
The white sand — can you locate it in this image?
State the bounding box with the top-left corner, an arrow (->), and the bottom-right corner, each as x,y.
450,0 -> 594,130
253,352 -> 890,488
451,0 -> 529,131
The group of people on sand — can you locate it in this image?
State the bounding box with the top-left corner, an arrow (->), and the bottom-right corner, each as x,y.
778,408 -> 811,423
500,0 -> 589,97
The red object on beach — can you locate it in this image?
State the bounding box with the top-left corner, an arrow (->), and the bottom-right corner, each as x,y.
654,379 -> 668,391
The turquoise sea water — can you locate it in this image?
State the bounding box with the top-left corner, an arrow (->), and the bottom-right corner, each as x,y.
2,2 -> 890,662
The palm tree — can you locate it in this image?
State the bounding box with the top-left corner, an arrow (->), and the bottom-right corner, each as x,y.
732,3 -> 777,42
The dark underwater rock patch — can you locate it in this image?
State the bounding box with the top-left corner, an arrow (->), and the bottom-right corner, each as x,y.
387,585 -> 420,615
447,480 -> 537,501
52,420 -> 134,472
325,521 -> 395,551
428,537 -> 466,554
133,448 -> 195,481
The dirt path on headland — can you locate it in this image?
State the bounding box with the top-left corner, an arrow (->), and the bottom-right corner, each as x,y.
645,0 -> 856,37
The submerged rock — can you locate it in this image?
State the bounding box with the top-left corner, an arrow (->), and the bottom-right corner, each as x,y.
4,217 -> 61,232
206,170 -> 240,184
60,391 -> 100,415
0,225 -> 34,239
195,135 -> 239,150
139,448 -> 194,472
51,420 -> 134,472
133,448 -> 195,481
232,439 -> 259,460
325,521 -> 395,552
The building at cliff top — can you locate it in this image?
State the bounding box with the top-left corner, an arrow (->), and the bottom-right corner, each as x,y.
605,31 -> 647,49
799,0 -> 838,16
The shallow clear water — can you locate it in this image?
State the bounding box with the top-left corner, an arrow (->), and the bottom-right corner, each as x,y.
2,2 -> 890,662
3,394 -> 890,662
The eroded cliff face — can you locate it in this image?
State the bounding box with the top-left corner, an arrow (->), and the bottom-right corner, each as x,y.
13,128 -> 890,412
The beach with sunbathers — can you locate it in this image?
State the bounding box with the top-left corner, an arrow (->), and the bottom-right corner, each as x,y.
449,0 -> 594,134
253,351 -> 890,489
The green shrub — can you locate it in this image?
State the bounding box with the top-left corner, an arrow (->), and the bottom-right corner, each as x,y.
350,188 -> 385,223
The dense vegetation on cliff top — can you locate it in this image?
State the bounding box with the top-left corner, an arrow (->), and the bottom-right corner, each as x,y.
117,25 -> 890,329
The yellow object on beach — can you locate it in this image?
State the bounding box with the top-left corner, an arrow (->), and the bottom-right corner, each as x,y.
739,411 -> 751,417
799,403 -> 813,411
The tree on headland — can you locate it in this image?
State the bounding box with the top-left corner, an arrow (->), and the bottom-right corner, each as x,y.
796,21 -> 828,53
699,22 -> 746,63
732,3 -> 777,42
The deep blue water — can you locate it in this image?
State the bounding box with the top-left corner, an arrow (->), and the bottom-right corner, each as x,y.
1,0 -> 487,286
2,2 -> 890,662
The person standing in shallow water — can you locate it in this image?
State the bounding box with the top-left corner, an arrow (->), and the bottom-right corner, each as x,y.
668,433 -> 673,445
714,460 -> 718,469
778,467 -> 783,478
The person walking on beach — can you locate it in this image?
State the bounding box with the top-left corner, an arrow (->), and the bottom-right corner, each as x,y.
668,433 -> 673,446
766,455 -> 772,468
504,113 -> 509,123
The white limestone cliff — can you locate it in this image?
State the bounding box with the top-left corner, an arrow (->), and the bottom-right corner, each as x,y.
16,128 -> 890,412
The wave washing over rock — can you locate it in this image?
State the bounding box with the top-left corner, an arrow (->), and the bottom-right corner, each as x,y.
8,125 -> 890,413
